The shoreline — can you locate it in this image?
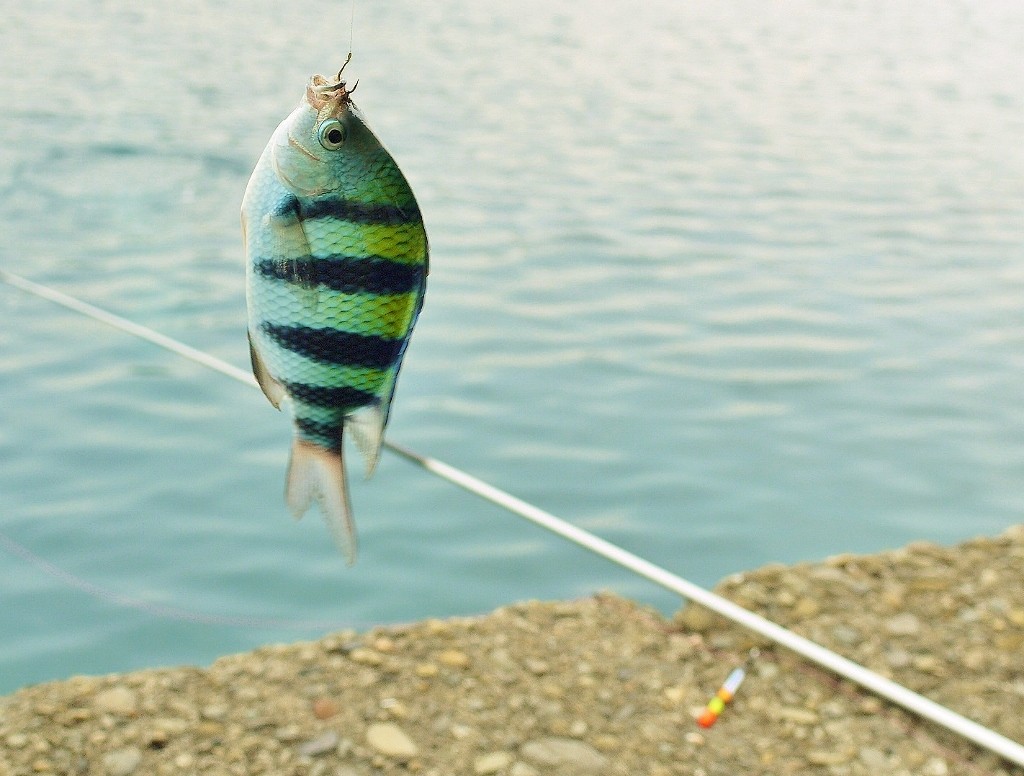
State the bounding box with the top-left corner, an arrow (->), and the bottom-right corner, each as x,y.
2,527 -> 1022,776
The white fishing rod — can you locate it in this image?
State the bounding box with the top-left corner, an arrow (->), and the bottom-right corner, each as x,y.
2,268 -> 1023,768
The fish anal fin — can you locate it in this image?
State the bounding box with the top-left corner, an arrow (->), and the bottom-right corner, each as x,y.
348,400 -> 386,479
286,438 -> 357,565
248,332 -> 287,410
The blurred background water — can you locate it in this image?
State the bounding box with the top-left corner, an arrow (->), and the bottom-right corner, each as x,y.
2,0 -> 1023,693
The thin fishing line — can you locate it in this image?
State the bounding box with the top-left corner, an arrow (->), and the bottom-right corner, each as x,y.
0,530 -> 351,631
348,0 -> 356,60
1,269 -> 1023,768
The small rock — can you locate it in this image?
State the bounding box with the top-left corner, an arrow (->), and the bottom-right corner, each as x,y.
348,648 -> 384,666
676,605 -> 716,633
366,722 -> 418,760
792,597 -> 820,618
520,737 -> 607,772
913,654 -> 946,675
6,733 -> 29,749
474,751 -> 514,774
102,747 -> 142,776
773,706 -> 819,725
663,686 -> 685,704
510,764 -> 539,776
373,636 -> 397,653
381,697 -> 408,719
438,649 -> 471,668
415,662 -> 440,678
859,748 -> 889,769
524,658 -> 549,676
173,753 -> 195,769
885,648 -> 914,668
922,757 -> 949,776
275,725 -> 304,743
94,686 -> 138,716
297,730 -> 340,757
807,750 -> 852,766
201,703 -> 228,721
153,717 -> 188,735
886,612 -> 921,636
831,625 -> 860,646
312,697 -> 338,720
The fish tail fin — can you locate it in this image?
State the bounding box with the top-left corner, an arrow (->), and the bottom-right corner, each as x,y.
286,438 -> 357,565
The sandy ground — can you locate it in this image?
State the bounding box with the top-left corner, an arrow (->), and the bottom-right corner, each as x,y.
1,526 -> 1022,776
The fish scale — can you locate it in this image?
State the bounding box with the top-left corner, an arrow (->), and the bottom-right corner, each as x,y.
242,69 -> 428,562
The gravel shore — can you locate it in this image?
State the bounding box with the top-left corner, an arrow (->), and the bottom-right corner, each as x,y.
2,526 -> 1023,776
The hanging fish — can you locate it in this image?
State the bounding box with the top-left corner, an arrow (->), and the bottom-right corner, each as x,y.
242,60 -> 428,563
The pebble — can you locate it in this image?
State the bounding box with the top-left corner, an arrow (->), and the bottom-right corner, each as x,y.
922,757 -> 949,776
520,737 -> 607,771
311,697 -> 338,720
201,703 -> 228,721
807,749 -> 852,766
772,706 -> 819,725
102,747 -> 141,776
275,725 -> 303,743
885,612 -> 922,636
348,648 -> 384,666
885,648 -> 914,668
366,722 -> 419,760
524,658 -> 550,675
474,751 -> 514,774
93,686 -> 138,716
438,649 -> 472,669
858,748 -> 888,769
831,624 -> 860,645
297,730 -> 339,757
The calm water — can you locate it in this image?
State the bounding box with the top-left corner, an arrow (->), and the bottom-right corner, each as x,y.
2,1 -> 1023,693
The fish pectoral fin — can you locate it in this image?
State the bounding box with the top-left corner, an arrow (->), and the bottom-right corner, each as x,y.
348,401 -> 386,479
267,194 -> 317,289
286,438 -> 357,565
248,332 -> 287,410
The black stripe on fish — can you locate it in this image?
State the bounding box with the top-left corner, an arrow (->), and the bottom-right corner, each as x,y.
264,323 -> 405,369
255,257 -> 423,295
298,197 -> 421,225
295,417 -> 343,450
284,381 -> 377,409
272,194 -> 301,219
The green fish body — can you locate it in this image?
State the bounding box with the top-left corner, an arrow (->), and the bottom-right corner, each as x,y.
242,71 -> 428,563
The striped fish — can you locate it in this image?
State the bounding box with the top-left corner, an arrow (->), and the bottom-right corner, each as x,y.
242,66 -> 428,563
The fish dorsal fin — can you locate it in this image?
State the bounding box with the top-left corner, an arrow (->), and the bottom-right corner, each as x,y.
248,331 -> 287,409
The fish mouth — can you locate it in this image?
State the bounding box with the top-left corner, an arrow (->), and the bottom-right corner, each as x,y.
306,71 -> 356,118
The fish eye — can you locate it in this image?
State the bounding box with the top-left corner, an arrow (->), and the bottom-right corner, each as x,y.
317,119 -> 347,150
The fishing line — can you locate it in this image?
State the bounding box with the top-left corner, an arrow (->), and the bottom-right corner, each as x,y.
1,269 -> 1023,768
0,530 -> 351,631
347,0 -> 356,61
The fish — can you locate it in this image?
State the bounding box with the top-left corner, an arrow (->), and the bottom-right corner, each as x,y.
242,62 -> 428,564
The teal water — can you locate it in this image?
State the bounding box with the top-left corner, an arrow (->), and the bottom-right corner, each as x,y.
2,1 -> 1023,694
